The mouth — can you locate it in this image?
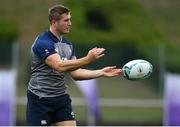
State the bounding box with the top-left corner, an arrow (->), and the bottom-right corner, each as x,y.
66,27 -> 71,31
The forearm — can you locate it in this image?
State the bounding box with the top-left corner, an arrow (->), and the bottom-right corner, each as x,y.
70,69 -> 103,80
46,48 -> 105,73
57,57 -> 90,72
45,54 -> 90,72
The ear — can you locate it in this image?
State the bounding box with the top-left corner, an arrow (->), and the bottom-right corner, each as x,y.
51,19 -> 57,26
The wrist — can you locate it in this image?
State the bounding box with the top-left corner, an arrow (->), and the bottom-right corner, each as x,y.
82,56 -> 90,65
97,69 -> 104,77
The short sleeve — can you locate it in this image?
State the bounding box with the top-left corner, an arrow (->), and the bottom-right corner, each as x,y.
32,40 -> 57,61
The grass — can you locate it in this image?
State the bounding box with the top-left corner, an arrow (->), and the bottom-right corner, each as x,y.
68,76 -> 160,99
100,107 -> 162,125
16,105 -> 162,125
16,77 -> 161,125
0,0 -> 164,125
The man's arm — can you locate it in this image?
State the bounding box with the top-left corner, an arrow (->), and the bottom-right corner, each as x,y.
70,67 -> 123,80
45,47 -> 105,72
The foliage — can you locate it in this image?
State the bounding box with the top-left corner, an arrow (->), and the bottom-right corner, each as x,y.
0,20 -> 19,41
64,0 -> 165,46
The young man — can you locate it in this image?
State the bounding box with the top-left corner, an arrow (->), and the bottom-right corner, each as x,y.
27,4 -> 123,126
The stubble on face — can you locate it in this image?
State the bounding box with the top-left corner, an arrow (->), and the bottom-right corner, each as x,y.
56,13 -> 71,35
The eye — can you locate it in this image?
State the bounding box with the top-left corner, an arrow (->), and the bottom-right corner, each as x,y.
64,19 -> 70,22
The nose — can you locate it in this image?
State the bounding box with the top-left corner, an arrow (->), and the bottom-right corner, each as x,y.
68,20 -> 72,26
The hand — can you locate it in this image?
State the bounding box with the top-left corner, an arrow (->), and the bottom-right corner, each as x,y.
101,66 -> 124,77
85,47 -> 105,63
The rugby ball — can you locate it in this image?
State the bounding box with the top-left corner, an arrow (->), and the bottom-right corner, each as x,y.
122,59 -> 153,80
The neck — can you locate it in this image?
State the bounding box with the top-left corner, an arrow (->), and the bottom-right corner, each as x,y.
49,26 -> 61,40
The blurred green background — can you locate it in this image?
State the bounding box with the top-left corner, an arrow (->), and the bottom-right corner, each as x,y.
0,0 -> 180,125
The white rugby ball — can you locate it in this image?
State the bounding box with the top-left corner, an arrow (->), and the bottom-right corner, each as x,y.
122,59 -> 153,80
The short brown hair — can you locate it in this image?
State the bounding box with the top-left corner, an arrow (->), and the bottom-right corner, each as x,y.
48,5 -> 70,23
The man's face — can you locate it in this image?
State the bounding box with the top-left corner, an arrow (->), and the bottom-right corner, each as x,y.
55,13 -> 72,34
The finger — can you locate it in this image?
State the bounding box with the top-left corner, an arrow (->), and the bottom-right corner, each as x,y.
108,66 -> 117,69
95,48 -> 104,52
97,53 -> 105,59
110,69 -> 121,74
98,48 -> 105,53
116,69 -> 124,75
91,47 -> 97,51
91,48 -> 97,52
96,48 -> 105,52
99,48 -> 105,51
95,49 -> 105,56
117,69 -> 122,73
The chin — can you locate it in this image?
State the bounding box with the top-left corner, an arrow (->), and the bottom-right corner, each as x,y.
64,31 -> 70,34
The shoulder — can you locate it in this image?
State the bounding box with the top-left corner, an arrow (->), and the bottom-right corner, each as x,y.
32,32 -> 57,60
33,32 -> 54,50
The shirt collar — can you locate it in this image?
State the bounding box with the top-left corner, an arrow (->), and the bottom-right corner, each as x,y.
47,30 -> 62,43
